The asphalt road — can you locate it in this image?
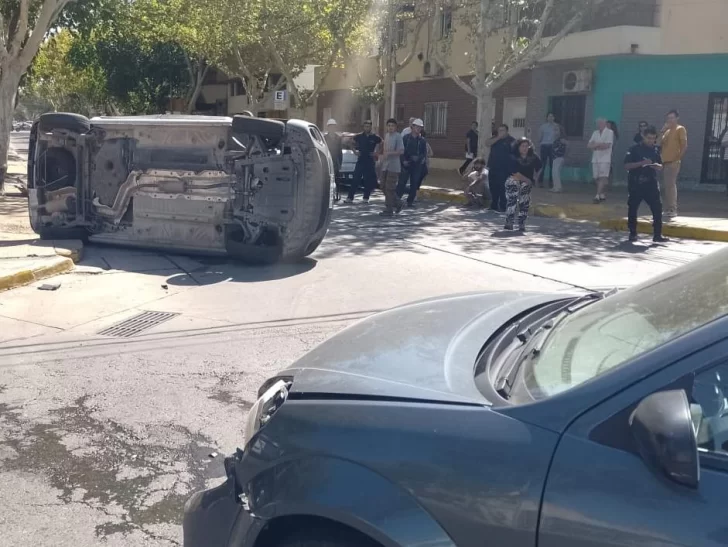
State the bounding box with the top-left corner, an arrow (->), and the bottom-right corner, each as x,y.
0,182 -> 725,544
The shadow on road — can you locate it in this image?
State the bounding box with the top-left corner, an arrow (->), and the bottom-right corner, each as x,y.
318,200 -> 719,270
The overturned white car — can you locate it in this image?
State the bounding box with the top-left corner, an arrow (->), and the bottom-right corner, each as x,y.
27,113 -> 334,263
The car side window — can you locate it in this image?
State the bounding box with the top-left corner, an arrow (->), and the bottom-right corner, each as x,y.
691,364 -> 728,460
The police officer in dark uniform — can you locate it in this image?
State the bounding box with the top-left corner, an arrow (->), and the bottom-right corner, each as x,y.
624,125 -> 670,243
345,120 -> 382,204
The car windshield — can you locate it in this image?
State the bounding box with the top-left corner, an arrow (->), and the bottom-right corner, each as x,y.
520,247 -> 728,401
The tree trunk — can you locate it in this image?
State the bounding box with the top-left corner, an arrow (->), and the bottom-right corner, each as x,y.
186,62 -> 208,114
0,66 -> 22,188
476,90 -> 493,160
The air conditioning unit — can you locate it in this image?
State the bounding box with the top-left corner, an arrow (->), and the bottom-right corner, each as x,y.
562,69 -> 592,93
423,60 -> 445,78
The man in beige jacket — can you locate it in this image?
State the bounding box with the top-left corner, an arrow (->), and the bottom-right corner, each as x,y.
659,109 -> 688,220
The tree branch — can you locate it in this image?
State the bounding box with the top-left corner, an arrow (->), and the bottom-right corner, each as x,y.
486,0 -> 607,93
429,3 -> 475,97
396,12 -> 428,72
9,0 -> 30,56
264,32 -> 302,107
18,0 -> 72,69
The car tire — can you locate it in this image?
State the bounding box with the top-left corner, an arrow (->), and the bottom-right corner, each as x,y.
279,142 -> 331,261
275,527 -> 378,547
232,115 -> 285,140
38,112 -> 91,134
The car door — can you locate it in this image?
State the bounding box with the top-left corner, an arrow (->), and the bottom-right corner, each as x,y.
538,338 -> 728,547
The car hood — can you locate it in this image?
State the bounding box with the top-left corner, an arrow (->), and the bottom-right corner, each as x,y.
284,292 -> 564,405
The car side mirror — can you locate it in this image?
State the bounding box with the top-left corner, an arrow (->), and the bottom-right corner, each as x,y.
629,390 -> 700,489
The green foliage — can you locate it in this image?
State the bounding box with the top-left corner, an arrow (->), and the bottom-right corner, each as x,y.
352,85 -> 383,106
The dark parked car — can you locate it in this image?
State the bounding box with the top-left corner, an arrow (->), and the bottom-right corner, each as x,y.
184,247 -> 728,547
27,113 -> 334,263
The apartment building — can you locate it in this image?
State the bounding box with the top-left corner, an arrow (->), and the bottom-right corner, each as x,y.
197,66 -> 318,120
315,3 -> 531,169
527,0 -> 728,187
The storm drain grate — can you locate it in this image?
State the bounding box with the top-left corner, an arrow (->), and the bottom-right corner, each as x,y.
98,311 -> 180,338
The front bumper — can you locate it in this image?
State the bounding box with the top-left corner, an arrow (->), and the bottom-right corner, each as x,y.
183,452 -> 257,547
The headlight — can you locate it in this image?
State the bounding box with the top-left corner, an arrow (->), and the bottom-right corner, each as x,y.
243,379 -> 289,447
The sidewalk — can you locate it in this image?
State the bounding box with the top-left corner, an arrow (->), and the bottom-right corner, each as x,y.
422,168 -> 728,242
1,180 -> 83,292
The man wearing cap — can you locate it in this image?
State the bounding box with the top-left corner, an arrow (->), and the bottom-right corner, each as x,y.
396,118 -> 428,209
401,117 -> 416,138
324,119 -> 343,201
345,120 -> 382,204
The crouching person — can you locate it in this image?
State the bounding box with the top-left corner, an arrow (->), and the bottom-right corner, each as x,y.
464,158 -> 490,207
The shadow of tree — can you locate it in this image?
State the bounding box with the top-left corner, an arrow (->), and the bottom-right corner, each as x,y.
317,199 -> 722,272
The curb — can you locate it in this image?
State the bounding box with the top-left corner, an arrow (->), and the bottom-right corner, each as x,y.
53,240 -> 84,263
532,203 -> 728,242
599,218 -> 728,242
419,186 -> 468,205
0,256 -> 74,292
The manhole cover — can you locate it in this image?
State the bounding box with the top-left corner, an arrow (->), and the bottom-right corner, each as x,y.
98,311 -> 180,338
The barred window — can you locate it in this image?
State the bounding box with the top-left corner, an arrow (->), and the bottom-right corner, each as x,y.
424,102 -> 448,137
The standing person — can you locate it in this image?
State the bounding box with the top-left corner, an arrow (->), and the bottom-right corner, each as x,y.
401,117 -> 416,138
324,119 -> 343,202
485,124 -> 516,212
659,109 -> 688,220
504,138 -> 542,232
550,125 -> 567,193
537,113 -> 558,188
396,118 -> 427,209
345,120 -> 382,204
607,120 -> 620,186
379,118 -> 404,217
625,125 -> 670,243
463,158 -> 489,207
588,118 -> 615,203
458,122 -> 479,176
634,120 -> 648,144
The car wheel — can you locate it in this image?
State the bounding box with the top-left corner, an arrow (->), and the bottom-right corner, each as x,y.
38,112 -> 91,134
275,527 -> 379,547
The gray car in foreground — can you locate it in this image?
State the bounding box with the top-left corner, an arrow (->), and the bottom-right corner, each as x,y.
27,113 -> 334,263
184,246 -> 728,547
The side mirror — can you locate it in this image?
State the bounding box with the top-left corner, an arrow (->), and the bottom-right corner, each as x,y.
629,390 -> 700,489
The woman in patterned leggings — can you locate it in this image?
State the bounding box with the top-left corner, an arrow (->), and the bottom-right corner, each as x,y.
504,138 -> 543,232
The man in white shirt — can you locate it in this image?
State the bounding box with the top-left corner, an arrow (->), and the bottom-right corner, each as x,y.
588,117 -> 615,203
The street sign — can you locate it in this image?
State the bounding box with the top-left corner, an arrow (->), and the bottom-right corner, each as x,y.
274,90 -> 287,111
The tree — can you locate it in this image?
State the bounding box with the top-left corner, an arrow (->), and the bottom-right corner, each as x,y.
428,0 -> 610,157
126,0 -> 233,113
0,0 -> 76,180
23,29 -> 107,115
222,0 -> 372,113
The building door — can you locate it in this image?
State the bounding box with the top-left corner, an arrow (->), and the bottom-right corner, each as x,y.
503,97 -> 528,139
701,93 -> 728,185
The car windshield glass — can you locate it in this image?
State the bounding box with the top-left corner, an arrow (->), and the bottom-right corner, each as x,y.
521,248 -> 728,401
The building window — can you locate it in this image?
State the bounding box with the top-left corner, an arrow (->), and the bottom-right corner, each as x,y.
439,8 -> 452,39
395,105 -> 406,125
229,79 -> 245,97
396,19 -> 406,47
550,95 -> 587,138
424,101 -> 448,136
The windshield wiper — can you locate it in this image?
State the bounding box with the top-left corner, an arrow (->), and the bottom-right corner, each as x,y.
495,291 -> 609,399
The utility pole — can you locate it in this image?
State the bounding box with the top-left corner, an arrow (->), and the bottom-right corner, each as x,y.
387,0 -> 397,119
